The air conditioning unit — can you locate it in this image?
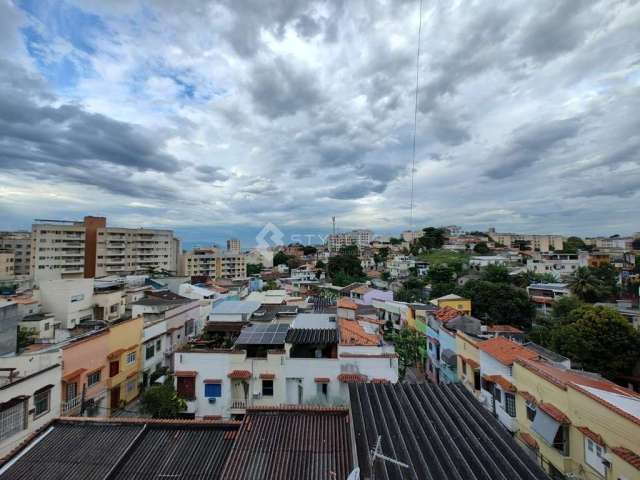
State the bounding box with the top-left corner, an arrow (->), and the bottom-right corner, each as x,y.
208,397 -> 216,404
253,391 -> 262,398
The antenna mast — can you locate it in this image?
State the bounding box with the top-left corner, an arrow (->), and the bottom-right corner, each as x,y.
369,436 -> 410,480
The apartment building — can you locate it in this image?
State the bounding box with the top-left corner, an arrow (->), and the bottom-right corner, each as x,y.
179,248 -> 247,280
401,229 -> 424,243
487,229 -> 564,252
31,216 -> 180,281
37,278 -> 94,329
527,283 -> 570,315
326,229 -> 372,252
226,238 -> 241,253
0,251 -> 14,280
0,232 -> 31,276
526,253 -> 580,280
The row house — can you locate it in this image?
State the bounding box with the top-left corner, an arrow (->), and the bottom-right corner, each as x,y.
173,309 -> 398,419
513,358 -> 640,480
526,283 -> 570,316
0,351 -> 61,457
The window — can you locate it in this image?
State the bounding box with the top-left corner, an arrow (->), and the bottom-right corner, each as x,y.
34,389 -> 51,417
145,343 -> 155,360
87,370 -> 101,387
317,382 -> 328,397
205,383 -> 222,397
0,399 -> 26,441
126,379 -> 136,393
262,380 -> 274,396
473,371 -> 481,391
504,393 -> 516,417
463,362 -> 468,377
156,339 -> 162,351
553,425 -> 570,456
177,376 -> 195,399
526,402 -> 536,421
584,438 -> 606,475
127,351 -> 136,364
70,294 -> 84,303
66,382 -> 77,400
44,322 -> 50,331
493,387 -> 502,404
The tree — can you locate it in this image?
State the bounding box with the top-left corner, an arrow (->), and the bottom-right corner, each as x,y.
456,280 -> 536,329
473,242 -> 490,254
140,381 -> 187,418
511,271 -> 556,288
562,236 -> 586,253
389,237 -> 403,245
590,264 -> 619,300
263,280 -> 278,290
428,282 -> 457,300
392,327 -> 421,380
302,245 -> 317,255
418,227 -> 446,250
247,263 -> 263,275
632,238 -> 640,250
527,295 -> 584,346
315,260 -> 325,270
339,244 -> 359,257
287,257 -> 303,269
328,248 -> 365,286
568,267 -> 606,302
380,271 -> 391,281
480,264 -> 510,284
551,295 -> 585,324
17,327 -> 36,350
373,247 -> 390,265
273,251 -> 289,266
427,264 -> 455,284
550,306 -> 640,380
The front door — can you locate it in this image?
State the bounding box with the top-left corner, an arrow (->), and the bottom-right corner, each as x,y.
110,386 -> 120,412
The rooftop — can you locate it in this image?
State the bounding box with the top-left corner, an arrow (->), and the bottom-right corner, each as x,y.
211,300 -> 261,316
349,383 -> 548,480
478,336 -> 538,366
337,297 -> 358,310
339,318 -> 380,346
291,313 -> 337,329
286,328 -> 339,344
133,291 -> 191,307
20,313 -> 55,323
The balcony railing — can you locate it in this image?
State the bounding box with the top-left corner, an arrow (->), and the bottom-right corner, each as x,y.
61,395 -> 82,414
231,400 -> 246,410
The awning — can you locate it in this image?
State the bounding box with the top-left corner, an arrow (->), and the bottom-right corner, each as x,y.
314,377 -> 330,383
228,370 -> 252,379
175,371 -> 197,378
440,349 -> 457,368
259,373 -> 275,380
203,378 -> 222,384
531,408 -> 561,445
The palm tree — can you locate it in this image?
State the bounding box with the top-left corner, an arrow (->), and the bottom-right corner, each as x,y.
568,267 -> 604,302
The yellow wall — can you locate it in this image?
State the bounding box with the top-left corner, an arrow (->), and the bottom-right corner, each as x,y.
406,306 -> 416,330
106,316 -> 143,411
438,298 -> 471,315
513,363 -> 640,480
455,332 -> 480,396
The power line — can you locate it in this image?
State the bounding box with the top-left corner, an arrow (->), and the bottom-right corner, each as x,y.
409,0 -> 424,229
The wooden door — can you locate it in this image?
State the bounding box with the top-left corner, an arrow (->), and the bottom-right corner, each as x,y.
110,386 -> 120,411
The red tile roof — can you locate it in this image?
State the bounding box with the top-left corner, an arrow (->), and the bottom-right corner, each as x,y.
478,336 -> 538,366
519,432 -> 539,450
483,374 -> 516,392
435,306 -> 462,322
337,373 -> 367,383
337,297 -> 358,310
338,319 -> 380,346
227,370 -> 252,379
459,356 -> 480,369
259,373 -> 275,380
577,426 -> 605,446
538,402 -> 570,424
518,390 -> 537,404
174,371 -> 197,378
314,377 -> 330,383
611,446 -> 640,470
370,378 -> 390,384
486,325 -> 523,333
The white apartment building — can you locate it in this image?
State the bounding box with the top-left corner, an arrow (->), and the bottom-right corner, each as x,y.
525,253 -> 580,280
37,278 -> 94,329
245,248 -> 274,268
326,230 -> 373,252
173,312 -> 398,419
0,232 -> 32,276
387,255 -> 416,279
401,230 -> 424,243
31,217 -> 180,281
487,230 -> 564,253
0,351 -> 61,456
179,249 -> 247,280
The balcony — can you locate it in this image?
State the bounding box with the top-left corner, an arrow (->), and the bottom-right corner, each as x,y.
61,395 -> 82,415
230,399 -> 247,412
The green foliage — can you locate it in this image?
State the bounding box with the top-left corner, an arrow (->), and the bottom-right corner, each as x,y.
373,247 -> 390,264
551,295 -> 585,324
17,327 -> 36,350
473,242 -> 490,254
287,257 -> 303,269
140,382 -> 187,418
339,244 -> 359,257
456,280 -> 535,329
273,251 -> 290,266
302,245 -> 317,255
392,327 -> 422,379
527,295 -> 584,346
428,282 -> 457,300
247,263 -> 263,275
427,264 -> 455,284
568,267 -> 608,302
389,237 -> 403,245
328,252 -> 365,286
263,280 -> 278,290
632,238 -> 640,250
315,260 -> 325,269
418,250 -> 470,274
480,264 -> 510,284
511,271 -> 557,288
380,271 -> 391,281
550,306 -> 640,379
562,236 -> 586,253
417,227 -> 446,250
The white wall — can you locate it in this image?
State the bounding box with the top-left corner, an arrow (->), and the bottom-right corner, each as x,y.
479,351 -> 518,432
38,279 -> 94,329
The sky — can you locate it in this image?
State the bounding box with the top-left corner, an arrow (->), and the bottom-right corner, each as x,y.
0,0 -> 639,247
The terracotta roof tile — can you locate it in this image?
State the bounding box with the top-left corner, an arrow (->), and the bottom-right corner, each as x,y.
337,373 -> 367,383
538,402 -> 570,424
520,432 -> 539,450
486,325 -> 523,333
435,306 -> 462,322
203,379 -> 222,384
338,319 -> 380,346
314,377 -> 330,383
337,297 -> 358,310
227,370 -> 252,379
577,426 -> 605,446
370,378 -> 390,384
459,356 -> 480,369
518,391 -> 537,404
483,374 -> 516,392
259,373 -> 275,380
611,446 -> 640,470
478,336 -> 538,366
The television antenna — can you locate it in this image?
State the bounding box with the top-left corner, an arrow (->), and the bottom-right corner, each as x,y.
369,436 -> 410,479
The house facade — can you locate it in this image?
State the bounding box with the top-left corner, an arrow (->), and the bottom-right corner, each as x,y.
105,316 -> 143,413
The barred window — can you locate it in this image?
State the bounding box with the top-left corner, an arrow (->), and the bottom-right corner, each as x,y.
34,390 -> 51,417
505,393 -> 516,417
0,399 -> 26,441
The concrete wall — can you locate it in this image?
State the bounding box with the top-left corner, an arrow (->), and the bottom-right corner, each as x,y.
0,302 -> 18,355
38,278 -> 94,329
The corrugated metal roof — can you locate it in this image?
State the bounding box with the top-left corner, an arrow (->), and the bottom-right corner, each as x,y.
349,383 -> 548,480
220,407 -> 353,480
286,328 -> 339,344
212,300 -> 262,315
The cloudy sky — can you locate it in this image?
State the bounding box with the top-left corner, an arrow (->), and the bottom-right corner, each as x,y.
1,0 -> 639,246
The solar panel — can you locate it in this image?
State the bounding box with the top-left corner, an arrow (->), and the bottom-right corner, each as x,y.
234,323 -> 289,345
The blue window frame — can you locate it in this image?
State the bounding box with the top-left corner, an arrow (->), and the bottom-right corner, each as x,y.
204,383 -> 222,397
